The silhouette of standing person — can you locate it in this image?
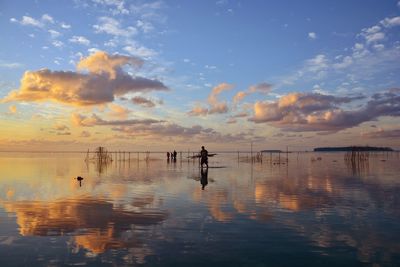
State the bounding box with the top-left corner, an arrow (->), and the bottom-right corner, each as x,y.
173,150 -> 177,162
200,146 -> 208,168
167,151 -> 170,162
201,168 -> 208,190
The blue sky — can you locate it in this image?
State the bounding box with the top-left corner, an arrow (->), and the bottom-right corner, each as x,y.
0,0 -> 399,151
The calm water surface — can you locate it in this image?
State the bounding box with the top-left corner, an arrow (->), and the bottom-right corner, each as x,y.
0,152 -> 399,266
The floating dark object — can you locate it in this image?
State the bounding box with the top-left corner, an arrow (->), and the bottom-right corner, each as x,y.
76,176 -> 84,187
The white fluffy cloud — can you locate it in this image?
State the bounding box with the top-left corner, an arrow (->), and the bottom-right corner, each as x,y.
308,32 -> 317,39
93,17 -> 137,37
69,36 -> 91,46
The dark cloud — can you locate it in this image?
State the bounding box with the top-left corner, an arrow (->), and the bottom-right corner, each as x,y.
111,122 -> 264,143
132,96 -> 156,108
72,113 -> 164,127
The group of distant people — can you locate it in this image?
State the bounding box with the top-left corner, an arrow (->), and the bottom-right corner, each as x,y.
166,146 -> 209,168
167,150 -> 178,162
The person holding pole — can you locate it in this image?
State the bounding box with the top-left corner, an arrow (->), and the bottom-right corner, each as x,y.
200,146 -> 208,168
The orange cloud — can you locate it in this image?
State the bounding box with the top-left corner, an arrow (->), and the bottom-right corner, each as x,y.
2,51 -> 168,106
8,105 -> 17,114
233,82 -> 272,105
77,51 -> 143,79
188,83 -> 233,116
233,91 -> 248,104
108,103 -> 131,119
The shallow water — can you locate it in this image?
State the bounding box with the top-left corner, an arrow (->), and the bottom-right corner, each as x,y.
0,152 -> 399,266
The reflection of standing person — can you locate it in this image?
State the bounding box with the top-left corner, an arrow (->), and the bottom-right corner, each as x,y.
173,150 -> 177,162
201,168 -> 208,190
200,146 -> 208,168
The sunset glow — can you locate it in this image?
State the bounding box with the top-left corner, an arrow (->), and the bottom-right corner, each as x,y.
1,0 -> 399,151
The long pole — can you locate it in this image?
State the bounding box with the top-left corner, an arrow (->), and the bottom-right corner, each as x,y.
251,142 -> 253,163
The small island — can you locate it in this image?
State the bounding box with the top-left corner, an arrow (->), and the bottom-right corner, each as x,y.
314,146 -> 393,152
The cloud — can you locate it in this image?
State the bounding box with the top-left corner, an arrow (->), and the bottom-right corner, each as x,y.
111,122 -> 262,143
333,56 -> 353,69
226,118 -> 237,124
92,0 -> 130,15
233,112 -> 248,118
362,128 -> 400,138
131,96 -> 156,108
248,90 -> 400,132
80,131 -> 91,137
113,123 -> 215,137
48,29 -> 61,38
308,32 -> 317,40
188,83 -> 233,116
52,40 -> 64,47
188,106 -> 208,116
2,51 -> 168,106
233,91 -> 248,104
71,113 -> 163,127
233,82 -> 273,104
10,14 -> 59,29
0,62 -> 23,69
380,16 -> 400,28
207,85 -> 230,113
8,105 -> 17,114
136,20 -> 154,33
53,124 -> 69,131
123,43 -> 157,58
365,32 -> 385,44
69,35 -> 90,46
41,14 -> 54,24
10,15 -> 44,28
61,22 -> 71,29
93,17 -> 137,37
249,82 -> 273,94
56,132 -> 71,136
305,54 -> 329,72
77,50 -> 143,77
108,103 -> 131,118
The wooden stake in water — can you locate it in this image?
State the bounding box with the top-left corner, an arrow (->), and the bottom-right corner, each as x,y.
286,146 -> 289,164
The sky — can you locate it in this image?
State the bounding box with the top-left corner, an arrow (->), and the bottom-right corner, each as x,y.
0,0 -> 399,151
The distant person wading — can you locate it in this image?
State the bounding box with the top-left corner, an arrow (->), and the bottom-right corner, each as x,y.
200,146 -> 208,168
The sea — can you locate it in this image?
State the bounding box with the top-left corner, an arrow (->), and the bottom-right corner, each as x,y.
0,151 -> 399,266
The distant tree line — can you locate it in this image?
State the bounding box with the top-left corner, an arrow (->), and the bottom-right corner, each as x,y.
314,146 -> 393,152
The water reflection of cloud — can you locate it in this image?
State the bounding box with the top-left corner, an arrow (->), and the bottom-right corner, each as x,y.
1,197 -> 167,255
